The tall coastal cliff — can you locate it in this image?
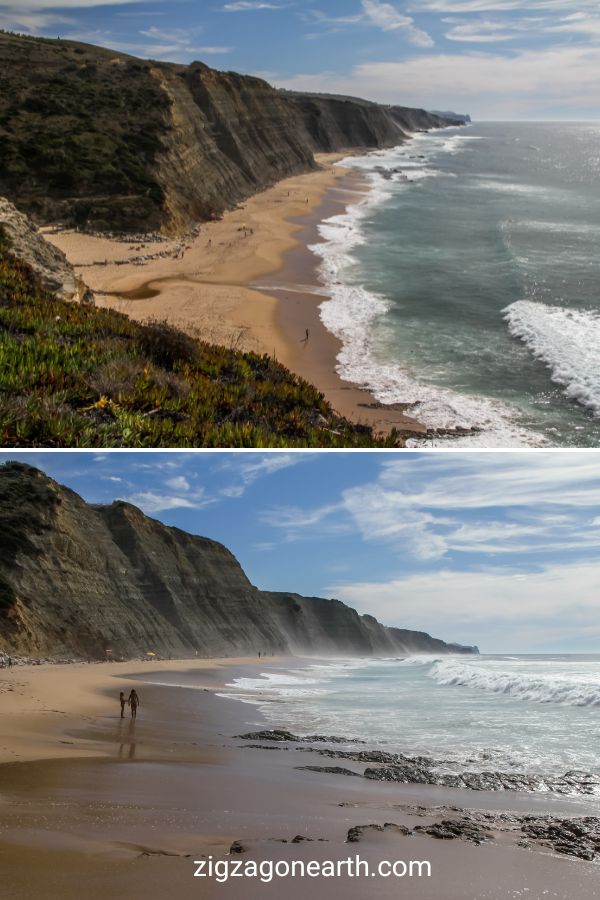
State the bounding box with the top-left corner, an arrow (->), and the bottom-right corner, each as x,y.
0,463 -> 477,660
0,32 -> 460,233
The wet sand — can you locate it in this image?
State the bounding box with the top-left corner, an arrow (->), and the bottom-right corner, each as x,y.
44,154 -> 424,439
1,658 -> 598,899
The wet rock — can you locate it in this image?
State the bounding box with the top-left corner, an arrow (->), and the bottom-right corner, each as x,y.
363,763 -> 600,797
236,730 -> 364,744
296,766 -> 362,777
291,835 -> 313,843
229,840 -> 247,854
415,818 -> 491,845
347,823 -> 411,843
521,816 -> 600,861
364,763 -> 434,784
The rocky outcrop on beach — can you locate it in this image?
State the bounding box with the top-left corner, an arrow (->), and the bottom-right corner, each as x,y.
0,32 -> 461,234
345,812 -> 600,860
0,463 -> 476,660
236,733 -> 600,799
0,197 -> 93,303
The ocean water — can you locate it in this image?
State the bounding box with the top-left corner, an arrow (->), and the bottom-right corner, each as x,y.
312,122 -> 600,447
222,654 -> 600,793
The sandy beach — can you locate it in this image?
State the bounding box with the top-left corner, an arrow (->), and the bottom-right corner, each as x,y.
1,657 -> 599,900
44,153 -> 424,439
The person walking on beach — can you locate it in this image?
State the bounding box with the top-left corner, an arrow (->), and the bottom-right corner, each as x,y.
301,328 -> 309,345
119,691 -> 126,718
128,689 -> 140,720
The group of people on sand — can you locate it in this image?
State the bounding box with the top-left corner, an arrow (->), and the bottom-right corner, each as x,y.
119,689 -> 140,720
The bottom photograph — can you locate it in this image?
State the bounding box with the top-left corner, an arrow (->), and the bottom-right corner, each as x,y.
0,450 -> 598,900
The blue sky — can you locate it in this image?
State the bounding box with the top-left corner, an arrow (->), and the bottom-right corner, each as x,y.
3,450 -> 600,654
2,1 -> 600,119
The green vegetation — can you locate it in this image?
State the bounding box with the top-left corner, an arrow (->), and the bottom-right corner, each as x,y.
0,32 -> 169,231
0,239 -> 400,448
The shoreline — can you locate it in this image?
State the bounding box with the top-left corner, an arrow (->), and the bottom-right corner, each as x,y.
1,657 -> 599,899
44,151 -> 426,440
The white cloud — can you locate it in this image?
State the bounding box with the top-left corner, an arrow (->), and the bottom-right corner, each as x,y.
445,18 -> 524,40
362,0 -> 435,46
197,46 -> 232,54
223,1 -> 283,9
0,0 -> 145,7
165,476 -> 190,491
380,454 -> 600,510
362,0 -> 413,30
330,561 -> 600,650
260,502 -> 342,530
216,453 -> 312,497
410,0 -> 600,11
123,491 -> 197,513
274,43 -> 600,118
547,13 -> 600,38
302,1 -> 433,47
259,454 -> 600,563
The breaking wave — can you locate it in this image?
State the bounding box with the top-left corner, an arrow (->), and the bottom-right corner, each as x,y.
504,300 -> 600,414
428,658 -> 600,707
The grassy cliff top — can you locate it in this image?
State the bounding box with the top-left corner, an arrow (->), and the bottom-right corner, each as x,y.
0,235 -> 400,448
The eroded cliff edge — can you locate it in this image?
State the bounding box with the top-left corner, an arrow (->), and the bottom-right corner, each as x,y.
0,32 -> 461,234
0,463 -> 478,660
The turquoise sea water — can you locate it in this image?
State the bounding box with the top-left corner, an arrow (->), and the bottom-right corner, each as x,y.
311,123 -> 600,447
222,654 -> 600,797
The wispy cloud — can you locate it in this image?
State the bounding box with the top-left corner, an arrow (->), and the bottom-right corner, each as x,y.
304,0 -> 434,47
362,0 -> 434,46
258,453 -> 600,563
444,17 -> 527,40
223,1 -> 284,10
122,488 -> 214,514
409,0 -> 600,11
215,452 -> 313,498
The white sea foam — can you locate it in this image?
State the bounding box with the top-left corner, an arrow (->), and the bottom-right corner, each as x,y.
310,135 -> 544,447
428,658 -> 600,707
504,300 -> 600,414
509,219 -> 600,235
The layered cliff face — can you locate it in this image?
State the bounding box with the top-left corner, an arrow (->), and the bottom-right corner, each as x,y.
285,93 -> 449,153
0,464 -> 477,660
0,32 -> 461,234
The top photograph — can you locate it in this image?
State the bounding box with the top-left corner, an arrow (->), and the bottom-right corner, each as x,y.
1,0 -> 598,449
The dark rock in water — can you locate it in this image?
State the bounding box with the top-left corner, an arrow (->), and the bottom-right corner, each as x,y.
239,744 -> 287,750
229,841 -> 247,854
291,835 -> 313,843
237,729 -> 299,742
364,763 -> 434,784
296,766 -> 362,777
347,823 -> 411,843
415,818 -> 491,845
363,762 -> 600,796
236,730 -> 365,744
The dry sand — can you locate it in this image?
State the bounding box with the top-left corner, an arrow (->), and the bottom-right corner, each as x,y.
44,154 -> 424,438
1,657 -> 599,900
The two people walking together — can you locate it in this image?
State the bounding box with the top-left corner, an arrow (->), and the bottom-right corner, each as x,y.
119,689 -> 140,720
